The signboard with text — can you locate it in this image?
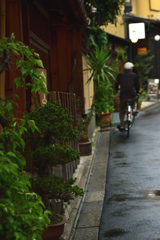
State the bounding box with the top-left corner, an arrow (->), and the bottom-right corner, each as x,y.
148,79 -> 159,98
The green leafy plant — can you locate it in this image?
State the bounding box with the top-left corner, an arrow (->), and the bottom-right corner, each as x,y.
0,99 -> 50,240
95,81 -> 114,115
30,175 -> 84,203
134,51 -> 154,89
138,88 -> 149,106
115,46 -> 128,74
0,33 -> 47,94
82,46 -> 116,138
0,34 -> 53,239
22,100 -> 83,210
23,101 -> 80,171
83,0 -> 126,27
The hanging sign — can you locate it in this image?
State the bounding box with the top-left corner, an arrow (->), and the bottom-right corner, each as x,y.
129,23 -> 145,43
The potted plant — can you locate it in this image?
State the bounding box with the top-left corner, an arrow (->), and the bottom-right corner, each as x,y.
79,46 -> 115,146
22,100 -> 84,239
77,28 -> 116,155
42,212 -> 66,240
134,51 -> 154,89
137,88 -> 148,109
95,81 -> 114,126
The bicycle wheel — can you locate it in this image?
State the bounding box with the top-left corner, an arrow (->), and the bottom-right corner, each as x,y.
127,120 -> 130,138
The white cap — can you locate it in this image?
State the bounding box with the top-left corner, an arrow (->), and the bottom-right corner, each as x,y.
124,62 -> 134,70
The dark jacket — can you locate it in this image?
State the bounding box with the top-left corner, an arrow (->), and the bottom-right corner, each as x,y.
116,70 -> 140,100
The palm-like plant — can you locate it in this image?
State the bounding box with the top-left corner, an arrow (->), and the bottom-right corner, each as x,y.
83,46 -> 116,136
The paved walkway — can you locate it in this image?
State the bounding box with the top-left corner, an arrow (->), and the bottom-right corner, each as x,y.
72,132 -> 110,240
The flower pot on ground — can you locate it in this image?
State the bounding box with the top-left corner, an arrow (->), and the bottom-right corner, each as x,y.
42,214 -> 67,240
95,81 -> 114,120
77,119 -> 92,156
95,82 -> 114,126
98,112 -> 111,126
79,141 -> 92,156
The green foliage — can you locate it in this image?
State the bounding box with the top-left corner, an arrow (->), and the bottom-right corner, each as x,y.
85,46 -> 116,85
134,51 -> 154,89
0,100 -> 50,240
30,176 -> 84,203
24,101 -> 78,146
83,46 -> 116,134
22,100 -> 83,209
26,144 -> 80,166
0,34 -> 52,239
138,89 -> 148,104
115,46 -> 128,74
87,28 -> 108,50
0,33 -> 47,94
95,81 -> 114,115
83,0 -> 126,27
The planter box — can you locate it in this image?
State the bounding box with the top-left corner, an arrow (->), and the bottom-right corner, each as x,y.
79,141 -> 92,156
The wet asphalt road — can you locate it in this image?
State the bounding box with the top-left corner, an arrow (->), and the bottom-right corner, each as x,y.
98,105 -> 160,240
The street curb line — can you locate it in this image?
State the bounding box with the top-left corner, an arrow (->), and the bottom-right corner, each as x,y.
60,129 -> 100,240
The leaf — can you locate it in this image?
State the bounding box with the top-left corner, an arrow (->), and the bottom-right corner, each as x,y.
35,59 -> 44,68
6,152 -> 16,158
15,77 -> 22,87
34,52 -> 40,58
6,102 -> 13,112
0,143 -> 4,150
21,66 -> 27,75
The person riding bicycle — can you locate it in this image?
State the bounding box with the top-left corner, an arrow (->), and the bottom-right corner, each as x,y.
115,62 -> 140,132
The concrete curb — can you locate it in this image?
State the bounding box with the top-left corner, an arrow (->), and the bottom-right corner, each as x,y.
140,100 -> 160,112
60,128 -> 101,240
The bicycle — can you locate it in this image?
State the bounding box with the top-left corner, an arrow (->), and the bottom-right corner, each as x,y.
124,95 -> 139,137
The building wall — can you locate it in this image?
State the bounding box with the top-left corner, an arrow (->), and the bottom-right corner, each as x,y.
132,0 -> 160,18
101,14 -> 125,39
82,56 -> 94,112
102,0 -> 160,40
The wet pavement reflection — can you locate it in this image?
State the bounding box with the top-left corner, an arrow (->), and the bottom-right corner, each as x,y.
98,106 -> 160,240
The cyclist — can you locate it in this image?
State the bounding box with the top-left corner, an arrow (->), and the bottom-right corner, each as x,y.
115,62 -> 140,132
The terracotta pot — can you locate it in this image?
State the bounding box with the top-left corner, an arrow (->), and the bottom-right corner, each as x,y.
137,103 -> 141,109
98,112 -> 111,126
42,216 -> 67,240
79,141 -> 92,156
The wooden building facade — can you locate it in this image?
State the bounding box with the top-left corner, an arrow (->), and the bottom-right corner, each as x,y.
0,0 -> 88,119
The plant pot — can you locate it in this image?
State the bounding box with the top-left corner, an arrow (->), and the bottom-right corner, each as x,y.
42,216 -> 67,240
98,112 -> 111,126
137,103 -> 142,109
79,141 -> 92,156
